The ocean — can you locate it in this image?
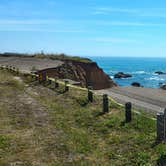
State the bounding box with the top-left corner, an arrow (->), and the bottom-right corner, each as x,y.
88,57 -> 166,88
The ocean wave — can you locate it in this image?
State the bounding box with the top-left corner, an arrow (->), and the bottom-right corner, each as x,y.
110,76 -> 114,79
110,70 -> 149,75
132,71 -> 146,74
109,70 -> 118,74
145,77 -> 165,81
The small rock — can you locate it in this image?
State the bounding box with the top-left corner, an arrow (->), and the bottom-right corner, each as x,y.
131,82 -> 141,87
155,71 -> 166,75
114,72 -> 132,79
160,84 -> 166,90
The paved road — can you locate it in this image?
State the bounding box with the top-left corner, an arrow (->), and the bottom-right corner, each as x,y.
0,56 -> 63,73
96,87 -> 166,114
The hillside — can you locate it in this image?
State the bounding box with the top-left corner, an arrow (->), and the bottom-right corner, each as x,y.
0,69 -> 166,165
0,53 -> 116,90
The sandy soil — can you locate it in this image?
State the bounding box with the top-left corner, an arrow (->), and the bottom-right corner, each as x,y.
96,86 -> 166,114
0,56 -> 63,73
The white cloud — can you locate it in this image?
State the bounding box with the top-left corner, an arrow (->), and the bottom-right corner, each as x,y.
0,19 -> 60,25
92,7 -> 166,19
92,7 -> 138,15
92,21 -> 166,27
139,13 -> 166,18
89,37 -> 137,43
0,28 -> 86,33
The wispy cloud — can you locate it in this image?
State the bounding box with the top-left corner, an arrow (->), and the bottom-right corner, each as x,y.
0,28 -> 86,33
89,37 -> 137,43
92,21 -> 166,27
139,13 -> 166,18
92,7 -> 138,15
1,19 -> 166,28
0,19 -> 60,25
92,7 -> 166,19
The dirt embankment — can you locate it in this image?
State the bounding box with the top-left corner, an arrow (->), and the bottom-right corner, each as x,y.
0,55 -> 116,90
39,60 -> 116,90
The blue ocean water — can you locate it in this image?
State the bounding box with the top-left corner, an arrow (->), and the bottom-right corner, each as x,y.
88,57 -> 166,88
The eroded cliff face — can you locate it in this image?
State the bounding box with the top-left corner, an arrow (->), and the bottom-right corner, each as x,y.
39,60 -> 116,90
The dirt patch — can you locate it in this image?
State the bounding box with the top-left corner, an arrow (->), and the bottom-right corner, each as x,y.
0,75 -> 65,165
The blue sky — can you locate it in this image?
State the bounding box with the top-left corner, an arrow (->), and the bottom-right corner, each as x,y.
0,0 -> 166,57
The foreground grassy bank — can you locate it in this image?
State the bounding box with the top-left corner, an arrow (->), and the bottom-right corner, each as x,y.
0,70 -> 166,165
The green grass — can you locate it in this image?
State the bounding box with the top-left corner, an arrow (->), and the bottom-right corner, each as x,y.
33,53 -> 92,63
0,69 -> 166,165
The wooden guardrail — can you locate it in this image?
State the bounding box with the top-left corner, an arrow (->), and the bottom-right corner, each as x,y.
1,65 -> 165,142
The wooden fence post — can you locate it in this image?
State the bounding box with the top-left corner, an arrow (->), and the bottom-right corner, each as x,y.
164,109 -> 166,140
157,113 -> 164,142
88,86 -> 93,102
125,102 -> 132,123
65,80 -> 69,92
156,109 -> 166,142
48,79 -> 52,85
39,72 -> 46,84
55,82 -> 59,88
103,94 -> 109,113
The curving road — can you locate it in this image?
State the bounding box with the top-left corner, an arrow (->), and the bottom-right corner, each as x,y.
96,86 -> 166,114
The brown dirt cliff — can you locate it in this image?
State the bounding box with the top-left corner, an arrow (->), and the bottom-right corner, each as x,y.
39,60 -> 116,90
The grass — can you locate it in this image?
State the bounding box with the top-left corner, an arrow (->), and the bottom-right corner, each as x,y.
1,52 -> 93,63
33,53 -> 92,63
0,69 -> 166,165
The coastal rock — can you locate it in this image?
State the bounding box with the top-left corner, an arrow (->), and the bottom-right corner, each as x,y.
160,85 -> 166,90
131,82 -> 141,87
155,71 -> 166,75
159,83 -> 166,90
114,72 -> 132,79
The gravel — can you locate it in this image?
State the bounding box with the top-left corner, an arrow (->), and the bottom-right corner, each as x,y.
0,56 -> 64,73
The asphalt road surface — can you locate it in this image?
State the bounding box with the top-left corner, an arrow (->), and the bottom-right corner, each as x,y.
96,86 -> 166,114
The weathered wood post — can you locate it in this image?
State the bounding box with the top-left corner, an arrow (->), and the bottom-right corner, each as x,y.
35,74 -> 38,81
65,80 -> 69,92
164,109 -> 166,141
16,68 -> 19,75
156,109 -> 166,142
88,86 -> 93,102
31,72 -> 35,80
12,66 -> 15,72
6,65 -> 9,71
39,72 -> 46,84
103,94 -> 109,113
157,113 -> 164,142
9,66 -> 12,72
55,81 -> 59,88
125,102 -> 132,123
38,73 -> 43,84
48,78 -> 52,85
0,65 -> 4,70
31,74 -> 33,80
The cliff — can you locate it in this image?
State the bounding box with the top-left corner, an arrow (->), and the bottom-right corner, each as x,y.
39,60 -> 116,90
0,52 -> 116,90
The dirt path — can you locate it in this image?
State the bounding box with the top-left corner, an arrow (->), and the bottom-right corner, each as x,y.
0,56 -> 63,73
96,86 -> 166,114
0,74 -> 64,165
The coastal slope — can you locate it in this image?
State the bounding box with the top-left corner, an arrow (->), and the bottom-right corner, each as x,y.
0,69 -> 165,165
0,55 -> 116,90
